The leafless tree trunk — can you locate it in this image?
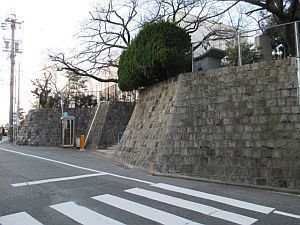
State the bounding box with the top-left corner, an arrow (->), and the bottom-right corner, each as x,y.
50,0 -> 241,83
235,0 -> 300,56
31,70 -> 56,108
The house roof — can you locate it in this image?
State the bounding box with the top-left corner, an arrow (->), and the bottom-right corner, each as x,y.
194,47 -> 226,61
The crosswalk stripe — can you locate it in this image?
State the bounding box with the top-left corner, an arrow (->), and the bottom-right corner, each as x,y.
273,210 -> 300,219
152,183 -> 274,214
50,201 -> 125,225
126,188 -> 257,225
0,212 -> 43,225
92,194 -> 203,225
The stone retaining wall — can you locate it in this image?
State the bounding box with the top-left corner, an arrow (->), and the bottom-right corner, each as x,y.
17,101 -> 134,147
114,58 -> 300,190
17,108 -> 94,146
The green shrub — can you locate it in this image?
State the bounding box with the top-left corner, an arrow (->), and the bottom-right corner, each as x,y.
118,21 -> 191,91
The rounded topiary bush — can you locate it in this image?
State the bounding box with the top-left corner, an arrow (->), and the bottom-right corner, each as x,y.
118,20 -> 191,91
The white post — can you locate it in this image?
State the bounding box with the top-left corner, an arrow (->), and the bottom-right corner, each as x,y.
84,101 -> 108,148
237,32 -> 242,66
191,43 -> 194,72
295,21 -> 299,58
60,95 -> 64,118
295,21 -> 300,105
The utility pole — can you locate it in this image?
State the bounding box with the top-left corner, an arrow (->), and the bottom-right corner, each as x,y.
2,14 -> 22,142
16,62 -> 21,141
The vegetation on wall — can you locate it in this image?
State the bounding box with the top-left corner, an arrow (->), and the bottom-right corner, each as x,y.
118,21 -> 191,91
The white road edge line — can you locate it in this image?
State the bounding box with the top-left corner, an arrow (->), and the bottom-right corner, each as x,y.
12,173 -> 107,187
126,188 -> 257,225
51,201 -> 125,225
0,147 -> 154,185
151,183 -> 274,214
273,210 -> 300,219
0,212 -> 43,225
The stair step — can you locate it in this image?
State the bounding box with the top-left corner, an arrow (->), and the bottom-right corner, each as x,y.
106,145 -> 118,150
96,149 -> 115,159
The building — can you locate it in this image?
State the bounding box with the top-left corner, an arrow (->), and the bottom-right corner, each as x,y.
177,11 -> 237,71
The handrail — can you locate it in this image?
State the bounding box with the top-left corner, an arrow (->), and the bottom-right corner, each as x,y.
117,131 -> 125,143
84,101 -> 108,148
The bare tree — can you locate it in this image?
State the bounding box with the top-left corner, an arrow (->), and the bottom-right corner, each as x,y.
50,0 -> 142,83
233,0 -> 300,55
233,0 -> 299,24
50,0 -> 242,83
31,68 -> 58,109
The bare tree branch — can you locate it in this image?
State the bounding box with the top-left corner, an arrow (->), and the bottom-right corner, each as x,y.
51,0 -> 267,84
50,54 -> 118,83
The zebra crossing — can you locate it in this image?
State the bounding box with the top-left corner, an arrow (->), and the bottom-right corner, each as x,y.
51,202 -> 125,225
0,183 -> 299,225
0,212 -> 43,225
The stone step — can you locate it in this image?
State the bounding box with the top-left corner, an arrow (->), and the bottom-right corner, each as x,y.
96,149 -> 115,159
106,145 -> 118,150
96,144 -> 118,159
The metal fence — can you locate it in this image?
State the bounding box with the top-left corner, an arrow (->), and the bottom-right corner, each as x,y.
237,21 -> 299,65
191,21 -> 300,71
88,84 -> 138,103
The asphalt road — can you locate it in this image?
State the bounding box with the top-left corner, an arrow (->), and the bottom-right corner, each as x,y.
0,138 -> 299,225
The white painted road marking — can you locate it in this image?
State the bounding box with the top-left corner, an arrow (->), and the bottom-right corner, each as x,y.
0,147 -> 100,172
2,146 -> 300,223
0,147 -> 154,185
273,210 -> 300,219
92,194 -> 203,225
51,201 -> 124,225
126,188 -> 257,225
152,183 -> 274,214
0,212 -> 43,225
107,173 -> 154,185
12,172 -> 107,187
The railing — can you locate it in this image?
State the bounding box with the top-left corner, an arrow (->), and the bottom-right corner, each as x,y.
117,131 -> 125,143
191,21 -> 300,70
236,21 -> 299,65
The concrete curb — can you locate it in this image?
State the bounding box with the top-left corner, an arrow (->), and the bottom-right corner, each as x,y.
101,154 -> 300,195
152,172 -> 300,195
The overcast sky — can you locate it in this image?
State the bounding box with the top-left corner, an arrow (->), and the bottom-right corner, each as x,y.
0,0 -> 97,125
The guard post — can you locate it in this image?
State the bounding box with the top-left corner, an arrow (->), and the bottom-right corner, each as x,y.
80,134 -> 85,150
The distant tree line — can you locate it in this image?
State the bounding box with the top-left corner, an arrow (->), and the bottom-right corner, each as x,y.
31,67 -> 97,109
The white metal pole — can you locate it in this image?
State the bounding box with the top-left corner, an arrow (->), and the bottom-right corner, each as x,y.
237,32 -> 242,66
84,101 -> 108,148
295,21 -> 299,58
295,21 -> 300,105
191,43 -> 194,72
